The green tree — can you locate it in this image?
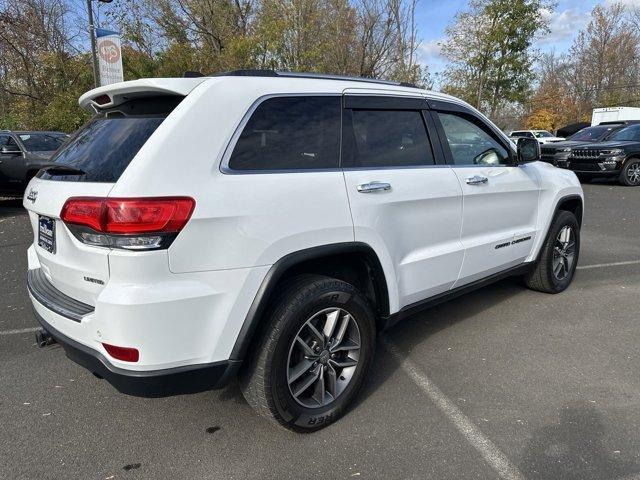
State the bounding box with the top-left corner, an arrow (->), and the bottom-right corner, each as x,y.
441,0 -> 553,118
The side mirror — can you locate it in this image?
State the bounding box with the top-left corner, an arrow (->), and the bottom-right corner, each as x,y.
516,137 -> 540,164
1,145 -> 21,156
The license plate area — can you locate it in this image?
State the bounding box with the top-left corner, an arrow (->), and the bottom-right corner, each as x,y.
38,215 -> 56,254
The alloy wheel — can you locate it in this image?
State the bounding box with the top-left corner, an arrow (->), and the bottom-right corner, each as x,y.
286,308 -> 361,408
552,226 -> 576,281
626,162 -> 640,185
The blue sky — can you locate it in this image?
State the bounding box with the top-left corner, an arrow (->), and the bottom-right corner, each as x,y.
416,0 -> 640,76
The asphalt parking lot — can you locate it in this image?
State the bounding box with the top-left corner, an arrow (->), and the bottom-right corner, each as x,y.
1,181 -> 639,480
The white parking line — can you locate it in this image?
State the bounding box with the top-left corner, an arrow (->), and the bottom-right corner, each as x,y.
577,259 -> 640,270
0,327 -> 39,335
381,338 -> 526,480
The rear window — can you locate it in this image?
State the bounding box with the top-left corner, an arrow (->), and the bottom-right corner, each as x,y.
39,97 -> 182,182
568,126 -> 615,142
19,133 -> 67,152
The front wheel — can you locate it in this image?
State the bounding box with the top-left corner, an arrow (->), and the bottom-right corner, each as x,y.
524,210 -> 580,293
619,159 -> 640,186
239,275 -> 376,432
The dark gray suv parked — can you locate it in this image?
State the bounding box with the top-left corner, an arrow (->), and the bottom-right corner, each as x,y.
0,130 -> 68,196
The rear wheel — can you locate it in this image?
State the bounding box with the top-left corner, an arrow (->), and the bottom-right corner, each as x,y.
619,159 -> 640,186
524,210 -> 580,293
239,275 -> 376,432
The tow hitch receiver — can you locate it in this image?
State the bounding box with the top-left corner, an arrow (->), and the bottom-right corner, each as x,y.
35,328 -> 56,348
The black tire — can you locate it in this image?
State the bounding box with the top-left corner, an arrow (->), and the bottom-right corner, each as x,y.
524,210 -> 580,294
619,158 -> 640,186
239,274 -> 376,432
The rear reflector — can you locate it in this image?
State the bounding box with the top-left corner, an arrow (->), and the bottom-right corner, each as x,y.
60,197 -> 195,250
102,343 -> 139,362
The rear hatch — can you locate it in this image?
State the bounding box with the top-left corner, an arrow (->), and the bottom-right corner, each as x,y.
23,78 -> 206,306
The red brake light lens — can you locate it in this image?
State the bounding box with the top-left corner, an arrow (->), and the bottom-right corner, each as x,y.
60,197 -> 195,250
61,197 -> 195,234
102,343 -> 139,362
60,198 -> 104,231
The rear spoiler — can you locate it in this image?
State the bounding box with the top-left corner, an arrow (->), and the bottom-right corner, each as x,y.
78,78 -> 209,112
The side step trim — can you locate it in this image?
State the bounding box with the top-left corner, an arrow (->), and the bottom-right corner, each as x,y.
27,269 -> 94,322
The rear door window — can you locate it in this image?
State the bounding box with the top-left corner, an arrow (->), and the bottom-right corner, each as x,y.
228,96 -> 341,171
342,109 -> 435,167
39,96 -> 182,182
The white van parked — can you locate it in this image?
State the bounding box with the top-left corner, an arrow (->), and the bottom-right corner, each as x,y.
25,71 -> 583,431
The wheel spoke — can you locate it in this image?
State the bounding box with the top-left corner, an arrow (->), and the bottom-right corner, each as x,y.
331,313 -> 351,349
288,358 -> 314,385
323,309 -> 340,339
292,366 -> 320,398
330,338 -> 360,353
326,364 -> 338,398
329,357 -> 358,368
312,366 -> 325,405
295,336 -> 315,357
552,256 -> 563,276
305,321 -> 325,345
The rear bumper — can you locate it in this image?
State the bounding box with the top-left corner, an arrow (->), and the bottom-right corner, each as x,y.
32,308 -> 241,397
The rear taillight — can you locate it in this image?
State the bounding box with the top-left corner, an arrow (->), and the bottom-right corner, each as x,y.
61,197 -> 195,250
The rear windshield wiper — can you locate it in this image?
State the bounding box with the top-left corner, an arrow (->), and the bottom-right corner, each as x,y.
40,165 -> 86,176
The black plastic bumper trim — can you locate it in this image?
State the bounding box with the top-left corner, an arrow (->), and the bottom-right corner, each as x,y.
27,268 -> 94,322
32,309 -> 240,397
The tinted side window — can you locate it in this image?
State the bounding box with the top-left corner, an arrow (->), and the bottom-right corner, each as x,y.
229,96 -> 341,171
0,135 -> 9,147
343,109 -> 434,167
437,112 -> 510,166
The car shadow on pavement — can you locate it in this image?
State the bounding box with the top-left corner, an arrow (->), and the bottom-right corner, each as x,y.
0,198 -> 26,218
518,401 -> 640,480
352,277 -> 526,411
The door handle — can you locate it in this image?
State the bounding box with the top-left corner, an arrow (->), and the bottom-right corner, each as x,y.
357,181 -> 392,193
465,175 -> 488,185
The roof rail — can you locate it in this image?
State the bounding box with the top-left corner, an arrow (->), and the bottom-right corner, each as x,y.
212,70 -> 419,89
183,71 -> 205,78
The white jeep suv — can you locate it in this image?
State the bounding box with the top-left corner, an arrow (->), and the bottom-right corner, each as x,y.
24,71 -> 583,431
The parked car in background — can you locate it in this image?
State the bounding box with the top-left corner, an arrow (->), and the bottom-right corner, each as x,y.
540,122 -> 637,167
24,71 -> 583,432
508,130 -> 565,144
0,131 -> 68,196
566,123 -> 640,185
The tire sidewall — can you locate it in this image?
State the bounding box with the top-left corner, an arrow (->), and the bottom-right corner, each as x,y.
268,283 -> 375,431
544,212 -> 580,292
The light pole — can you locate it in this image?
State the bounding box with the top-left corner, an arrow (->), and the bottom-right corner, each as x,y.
86,0 -> 113,88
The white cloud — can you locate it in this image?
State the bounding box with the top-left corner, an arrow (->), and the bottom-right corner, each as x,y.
417,39 -> 447,73
538,7 -> 589,45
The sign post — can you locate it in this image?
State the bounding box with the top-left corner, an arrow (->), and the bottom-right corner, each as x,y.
96,28 -> 124,86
